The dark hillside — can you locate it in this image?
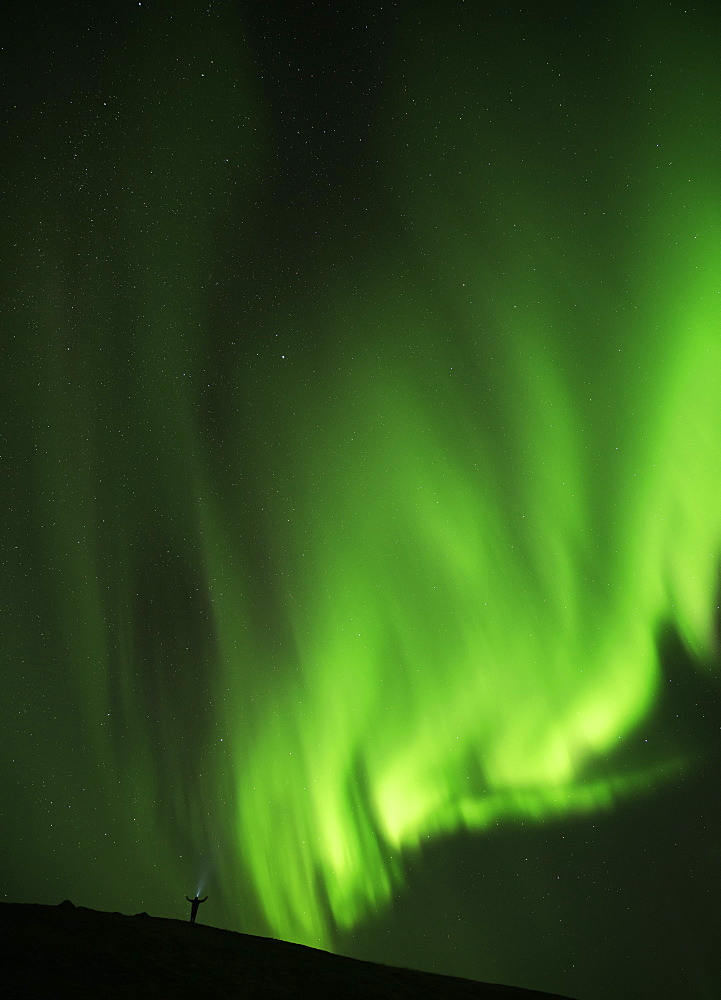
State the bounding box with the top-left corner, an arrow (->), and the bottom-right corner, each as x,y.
2,901 -> 576,999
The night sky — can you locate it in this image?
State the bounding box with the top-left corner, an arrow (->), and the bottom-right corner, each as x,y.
3,3 -> 721,998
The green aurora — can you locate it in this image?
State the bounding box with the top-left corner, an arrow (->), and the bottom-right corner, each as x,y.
3,0 -> 721,983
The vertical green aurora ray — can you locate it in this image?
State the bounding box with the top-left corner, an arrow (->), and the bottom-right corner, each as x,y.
5,1 -> 264,908
214,9 -> 721,946
102,0 -> 265,899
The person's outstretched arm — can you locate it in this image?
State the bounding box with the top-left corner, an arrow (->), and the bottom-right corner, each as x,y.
200,897 -> 208,903
186,897 -> 192,902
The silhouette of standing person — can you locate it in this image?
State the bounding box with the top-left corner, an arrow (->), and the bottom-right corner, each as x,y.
186,894 -> 208,924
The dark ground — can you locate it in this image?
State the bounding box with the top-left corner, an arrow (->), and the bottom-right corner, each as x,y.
2,901 -> 576,999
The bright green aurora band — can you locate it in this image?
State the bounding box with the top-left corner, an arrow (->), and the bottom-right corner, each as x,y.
6,3 -> 721,953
